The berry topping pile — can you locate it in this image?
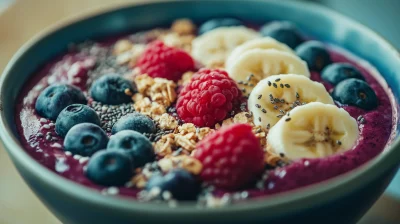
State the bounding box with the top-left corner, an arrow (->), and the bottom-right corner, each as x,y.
18,17 -> 392,207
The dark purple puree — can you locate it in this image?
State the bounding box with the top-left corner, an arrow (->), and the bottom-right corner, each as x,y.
15,35 -> 395,201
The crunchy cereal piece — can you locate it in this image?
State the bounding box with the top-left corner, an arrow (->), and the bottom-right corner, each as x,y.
234,112 -> 253,124
197,127 -> 213,140
134,75 -> 177,107
171,19 -> 196,35
154,133 -> 175,157
131,173 -> 147,189
161,33 -> 195,52
162,33 -> 181,47
214,123 -> 221,130
132,93 -> 145,102
124,88 -> 134,97
174,134 -> 196,151
149,78 -> 177,107
158,155 -> 202,175
117,43 -> 146,66
221,117 -> 234,127
158,113 -> 179,130
116,51 -> 133,65
158,156 -> 174,172
113,39 -> 133,55
150,102 -> 167,119
127,44 -> 147,67
264,150 -> 282,167
180,156 -> 202,175
207,60 -> 225,69
133,97 -> 166,119
252,125 -> 267,147
134,74 -> 155,94
178,71 -> 194,86
178,123 -> 196,134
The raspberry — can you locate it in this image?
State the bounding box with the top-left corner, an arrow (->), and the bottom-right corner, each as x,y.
176,68 -> 241,127
194,124 -> 264,190
136,40 -> 195,81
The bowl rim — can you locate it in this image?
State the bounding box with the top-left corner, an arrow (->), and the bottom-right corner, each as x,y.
1,0 -> 400,217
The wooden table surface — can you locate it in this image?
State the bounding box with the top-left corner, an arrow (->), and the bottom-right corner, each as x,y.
0,1 -> 400,223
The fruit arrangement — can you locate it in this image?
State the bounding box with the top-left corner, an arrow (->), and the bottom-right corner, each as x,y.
25,18 -> 388,206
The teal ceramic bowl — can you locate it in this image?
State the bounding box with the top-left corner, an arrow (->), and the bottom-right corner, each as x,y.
1,1 -> 400,223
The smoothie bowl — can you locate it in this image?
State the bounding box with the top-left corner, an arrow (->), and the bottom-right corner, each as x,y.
1,0 -> 400,223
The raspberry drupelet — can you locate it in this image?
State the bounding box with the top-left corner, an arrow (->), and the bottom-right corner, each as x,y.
176,68 -> 242,127
136,40 -> 195,81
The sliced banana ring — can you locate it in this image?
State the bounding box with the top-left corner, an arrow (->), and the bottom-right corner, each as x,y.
226,37 -> 295,71
249,74 -> 334,129
227,49 -> 310,96
191,27 -> 259,68
267,102 -> 359,160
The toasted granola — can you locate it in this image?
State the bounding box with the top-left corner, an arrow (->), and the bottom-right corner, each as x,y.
113,39 -> 133,55
133,96 -> 166,119
158,155 -> 202,175
171,19 -> 196,35
149,78 -> 177,107
178,71 -> 194,86
131,173 -> 147,189
158,113 -> 179,130
133,74 -> 177,108
134,74 -> 155,94
153,133 -> 175,157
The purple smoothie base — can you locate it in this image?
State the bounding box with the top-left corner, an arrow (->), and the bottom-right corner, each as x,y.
15,36 -> 395,201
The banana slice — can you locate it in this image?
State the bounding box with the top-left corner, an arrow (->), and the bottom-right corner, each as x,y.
226,37 -> 295,71
267,102 -> 359,160
192,27 -> 259,68
228,49 -> 310,96
249,74 -> 334,129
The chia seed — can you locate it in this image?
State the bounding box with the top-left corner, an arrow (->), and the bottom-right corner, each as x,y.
91,101 -> 135,131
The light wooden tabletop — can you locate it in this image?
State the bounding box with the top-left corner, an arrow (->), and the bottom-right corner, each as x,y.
0,1 -> 400,223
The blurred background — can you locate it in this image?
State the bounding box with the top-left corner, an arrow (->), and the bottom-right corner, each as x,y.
0,0 -> 399,223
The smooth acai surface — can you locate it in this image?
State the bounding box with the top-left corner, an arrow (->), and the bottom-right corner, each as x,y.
15,19 -> 395,206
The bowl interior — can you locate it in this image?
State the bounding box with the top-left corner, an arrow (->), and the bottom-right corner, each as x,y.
1,0 -> 400,216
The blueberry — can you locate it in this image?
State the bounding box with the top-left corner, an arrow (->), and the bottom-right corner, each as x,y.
64,123 -> 108,156
86,150 -> 134,186
35,84 -> 87,120
295,41 -> 332,72
112,113 -> 156,134
90,74 -> 136,105
260,21 -> 303,49
55,104 -> 101,137
107,130 -> 154,168
198,18 -> 243,35
145,169 -> 200,201
321,63 -> 365,85
332,78 -> 378,110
